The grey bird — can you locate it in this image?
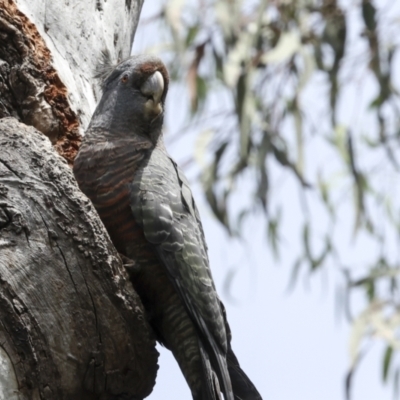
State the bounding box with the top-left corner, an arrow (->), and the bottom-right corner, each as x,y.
73,54 -> 263,400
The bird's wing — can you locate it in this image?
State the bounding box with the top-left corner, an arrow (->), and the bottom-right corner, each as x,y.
129,148 -> 226,349
129,147 -> 233,397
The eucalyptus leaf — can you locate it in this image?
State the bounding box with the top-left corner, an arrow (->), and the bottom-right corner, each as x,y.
152,0 -> 400,394
262,31 -> 301,64
383,346 -> 393,382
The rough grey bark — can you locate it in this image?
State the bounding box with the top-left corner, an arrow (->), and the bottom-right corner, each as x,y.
0,0 -> 159,399
0,118 -> 158,399
0,0 -> 143,163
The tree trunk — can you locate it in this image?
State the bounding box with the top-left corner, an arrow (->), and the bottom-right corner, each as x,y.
0,1 -> 158,399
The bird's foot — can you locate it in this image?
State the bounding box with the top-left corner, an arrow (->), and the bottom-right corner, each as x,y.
118,253 -> 140,273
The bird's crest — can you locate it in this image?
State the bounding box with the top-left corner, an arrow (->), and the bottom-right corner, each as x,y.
93,49 -> 122,89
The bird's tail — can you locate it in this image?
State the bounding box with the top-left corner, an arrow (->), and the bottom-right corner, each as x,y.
217,299 -> 262,399
198,338 -> 262,400
198,346 -> 220,400
198,339 -> 226,400
227,347 -> 263,400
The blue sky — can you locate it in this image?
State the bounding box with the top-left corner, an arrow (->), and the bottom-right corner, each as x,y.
133,1 -> 397,399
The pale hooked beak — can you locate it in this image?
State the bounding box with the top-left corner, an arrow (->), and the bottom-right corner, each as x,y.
140,71 -> 164,104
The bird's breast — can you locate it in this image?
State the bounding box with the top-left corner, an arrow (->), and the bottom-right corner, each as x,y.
74,141 -> 182,340
74,140 -> 149,256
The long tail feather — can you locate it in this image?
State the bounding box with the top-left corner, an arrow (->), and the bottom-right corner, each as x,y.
227,348 -> 263,400
198,340 -> 222,400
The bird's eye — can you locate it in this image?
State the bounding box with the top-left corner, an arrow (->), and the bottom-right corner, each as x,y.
121,74 -> 129,83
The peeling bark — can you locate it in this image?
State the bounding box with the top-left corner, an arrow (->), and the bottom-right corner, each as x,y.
0,0 -> 143,163
0,118 -> 159,399
0,0 -> 80,162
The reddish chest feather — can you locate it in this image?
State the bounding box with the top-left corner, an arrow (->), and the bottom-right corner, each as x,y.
74,139 -> 149,257
74,137 -> 179,327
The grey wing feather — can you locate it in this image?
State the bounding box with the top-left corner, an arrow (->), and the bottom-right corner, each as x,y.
130,148 -> 225,345
129,148 -> 234,399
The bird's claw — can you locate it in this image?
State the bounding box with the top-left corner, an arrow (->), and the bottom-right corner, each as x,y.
119,253 -> 140,272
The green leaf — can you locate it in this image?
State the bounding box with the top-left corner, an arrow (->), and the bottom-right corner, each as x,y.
202,141 -> 231,231
382,345 -> 393,382
332,125 -> 348,164
287,257 -> 304,292
261,31 -> 301,64
366,280 -> 375,301
292,97 -> 304,176
235,208 -> 251,236
349,307 -> 372,368
267,208 -> 281,259
165,0 -> 186,35
212,46 -> 224,79
185,25 -> 199,47
224,32 -> 251,87
317,174 -> 334,217
255,131 -> 270,210
298,47 -> 316,91
362,0 -> 377,32
194,129 -> 214,168
195,75 -> 208,109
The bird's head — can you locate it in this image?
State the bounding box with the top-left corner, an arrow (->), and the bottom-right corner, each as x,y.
88,54 -> 169,142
